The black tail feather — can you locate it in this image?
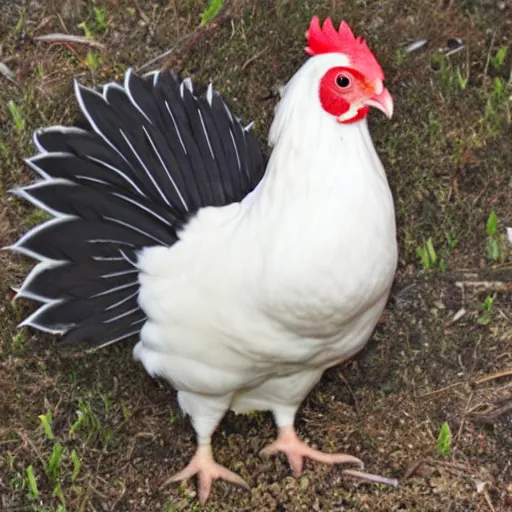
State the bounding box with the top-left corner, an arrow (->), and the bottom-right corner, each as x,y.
10,67 -> 266,348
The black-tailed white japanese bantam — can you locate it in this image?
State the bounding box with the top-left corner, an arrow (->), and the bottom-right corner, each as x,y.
8,16 -> 398,502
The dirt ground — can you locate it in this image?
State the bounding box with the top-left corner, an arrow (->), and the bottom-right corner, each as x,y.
0,1 -> 511,511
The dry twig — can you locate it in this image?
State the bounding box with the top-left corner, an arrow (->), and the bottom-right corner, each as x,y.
34,33 -> 105,50
474,369 -> 512,385
242,46 -> 268,70
418,381 -> 464,399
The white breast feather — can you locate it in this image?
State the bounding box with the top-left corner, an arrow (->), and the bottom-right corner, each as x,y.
133,53 -> 398,415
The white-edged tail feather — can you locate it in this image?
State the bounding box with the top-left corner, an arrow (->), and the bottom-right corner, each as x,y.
9,67 -> 265,348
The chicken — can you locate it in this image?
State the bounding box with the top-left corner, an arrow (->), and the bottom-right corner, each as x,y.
9,16 -> 397,502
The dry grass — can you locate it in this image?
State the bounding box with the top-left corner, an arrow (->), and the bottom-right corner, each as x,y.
0,1 -> 511,510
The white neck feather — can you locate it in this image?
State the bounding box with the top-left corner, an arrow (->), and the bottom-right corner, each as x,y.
244,54 -> 389,215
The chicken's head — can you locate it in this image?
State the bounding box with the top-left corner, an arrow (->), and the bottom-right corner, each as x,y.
305,16 -> 393,124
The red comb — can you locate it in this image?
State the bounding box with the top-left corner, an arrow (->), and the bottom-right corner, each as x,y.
305,16 -> 384,81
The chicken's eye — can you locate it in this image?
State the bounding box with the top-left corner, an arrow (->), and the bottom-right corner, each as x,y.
336,74 -> 351,88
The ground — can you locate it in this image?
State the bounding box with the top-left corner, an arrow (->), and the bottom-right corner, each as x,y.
0,0 -> 511,511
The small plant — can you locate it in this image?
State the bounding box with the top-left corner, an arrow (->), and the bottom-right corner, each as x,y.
484,210 -> 509,262
455,67 -> 468,90
34,62 -> 44,78
10,472 -> 23,490
477,294 -> 495,326
484,77 -> 510,131
84,51 -> 101,72
93,7 -> 107,31
491,46 -> 508,69
69,398 -> 111,446
26,208 -> 52,228
437,422 -> 452,457
39,410 -> 55,440
53,481 -> 66,505
77,21 -> 94,39
69,399 -> 101,440
201,0 -> 224,24
417,237 -> 438,270
70,449 -> 81,481
15,8 -> 24,32
7,101 -> 25,132
47,442 -> 63,483
485,210 -> 501,260
26,465 -> 39,500
395,48 -> 407,66
12,329 -> 28,349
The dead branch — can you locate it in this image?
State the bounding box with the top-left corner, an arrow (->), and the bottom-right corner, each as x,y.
34,33 -> 105,50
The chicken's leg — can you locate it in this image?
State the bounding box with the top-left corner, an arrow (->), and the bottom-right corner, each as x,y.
163,391 -> 249,503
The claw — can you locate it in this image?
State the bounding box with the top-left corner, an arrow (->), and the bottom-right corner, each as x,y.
260,425 -> 363,477
163,444 -> 249,503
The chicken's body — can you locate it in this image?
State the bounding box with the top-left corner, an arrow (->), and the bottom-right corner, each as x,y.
135,108 -> 396,418
10,19 -> 398,502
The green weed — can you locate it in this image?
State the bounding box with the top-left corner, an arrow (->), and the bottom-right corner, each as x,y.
491,46 -> 508,69
485,210 -> 508,262
26,208 -> 52,227
455,67 -> 468,90
201,0 -> 224,24
77,21 -> 94,39
394,48 -> 407,66
84,51 -> 101,72
69,398 -> 111,446
39,410 -> 55,440
484,77 -> 510,132
477,295 -> 495,326
416,237 -> 447,271
93,7 -> 107,31
437,422 -> 452,457
70,449 -> 81,481
12,329 -> 28,349
10,470 -> 23,490
53,481 -> 66,506
26,465 -> 39,500
7,101 -> 25,133
34,62 -> 44,79
14,8 -> 24,32
47,442 -> 63,483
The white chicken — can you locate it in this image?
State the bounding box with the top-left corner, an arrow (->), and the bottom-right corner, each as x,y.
10,16 -> 397,502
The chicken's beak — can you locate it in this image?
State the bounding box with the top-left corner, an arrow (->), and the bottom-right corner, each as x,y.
365,88 -> 394,119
